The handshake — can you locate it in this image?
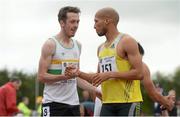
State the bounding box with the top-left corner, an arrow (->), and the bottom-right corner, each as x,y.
64,65 -> 81,78
65,65 -> 102,100
64,65 -> 109,87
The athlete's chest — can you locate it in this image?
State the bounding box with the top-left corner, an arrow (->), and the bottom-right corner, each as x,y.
99,46 -> 127,60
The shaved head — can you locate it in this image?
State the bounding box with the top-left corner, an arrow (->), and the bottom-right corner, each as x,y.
95,7 -> 119,25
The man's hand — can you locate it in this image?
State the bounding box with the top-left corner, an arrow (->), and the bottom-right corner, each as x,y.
65,65 -> 80,78
161,95 -> 175,111
92,73 -> 109,87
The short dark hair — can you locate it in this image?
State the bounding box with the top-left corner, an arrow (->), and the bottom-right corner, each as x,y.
137,42 -> 145,56
10,78 -> 21,83
58,6 -> 80,23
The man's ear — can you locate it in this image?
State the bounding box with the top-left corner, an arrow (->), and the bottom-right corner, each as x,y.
104,19 -> 109,24
104,19 -> 111,25
60,20 -> 65,27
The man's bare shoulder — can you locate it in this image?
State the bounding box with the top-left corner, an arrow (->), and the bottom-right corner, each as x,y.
43,38 -> 56,47
76,40 -> 82,48
121,34 -> 137,45
119,34 -> 138,54
41,38 -> 56,55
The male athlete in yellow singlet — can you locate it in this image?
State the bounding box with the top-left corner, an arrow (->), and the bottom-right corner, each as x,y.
66,7 -> 143,116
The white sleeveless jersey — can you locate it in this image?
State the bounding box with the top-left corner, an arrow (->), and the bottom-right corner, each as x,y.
43,36 -> 80,105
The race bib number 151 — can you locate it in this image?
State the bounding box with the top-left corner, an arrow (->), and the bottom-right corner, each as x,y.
99,56 -> 117,73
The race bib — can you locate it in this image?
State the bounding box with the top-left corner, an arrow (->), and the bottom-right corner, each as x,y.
61,62 -> 78,74
99,56 -> 117,73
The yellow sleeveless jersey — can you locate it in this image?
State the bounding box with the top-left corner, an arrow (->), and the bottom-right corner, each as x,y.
98,34 -> 143,103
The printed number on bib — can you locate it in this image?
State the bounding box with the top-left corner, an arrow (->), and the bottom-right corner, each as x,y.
100,56 -> 116,72
43,106 -> 50,117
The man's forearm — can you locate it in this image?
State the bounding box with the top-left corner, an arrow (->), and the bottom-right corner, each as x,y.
77,78 -> 96,93
143,81 -> 171,110
109,69 -> 143,80
153,92 -> 171,110
38,73 -> 70,83
78,71 -> 93,82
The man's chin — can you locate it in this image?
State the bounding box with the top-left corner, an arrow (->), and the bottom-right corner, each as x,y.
98,33 -> 104,37
69,34 -> 75,37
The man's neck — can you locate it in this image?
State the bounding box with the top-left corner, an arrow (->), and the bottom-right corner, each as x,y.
57,31 -> 71,43
56,32 -> 73,48
105,27 -> 119,42
105,27 -> 119,46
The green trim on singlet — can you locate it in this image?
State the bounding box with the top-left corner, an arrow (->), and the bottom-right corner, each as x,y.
135,103 -> 141,116
47,69 -> 62,74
